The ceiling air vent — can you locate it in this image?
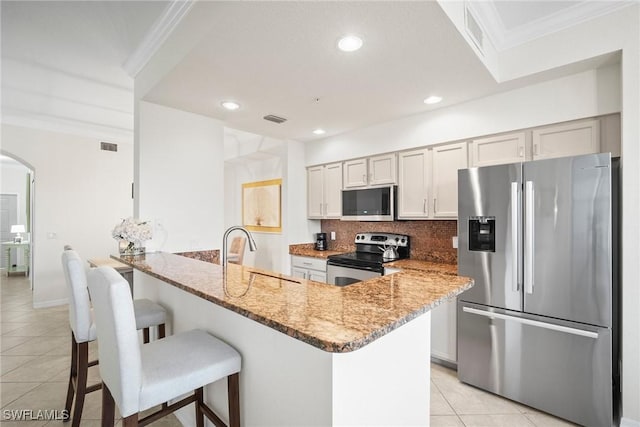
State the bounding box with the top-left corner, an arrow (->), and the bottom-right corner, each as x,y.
100,142 -> 118,152
263,114 -> 287,124
465,5 -> 484,55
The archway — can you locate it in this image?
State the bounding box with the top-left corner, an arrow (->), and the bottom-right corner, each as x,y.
0,151 -> 35,294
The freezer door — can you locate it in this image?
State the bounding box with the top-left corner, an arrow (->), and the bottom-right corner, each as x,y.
458,163 -> 522,311
523,153 -> 612,327
457,302 -> 613,427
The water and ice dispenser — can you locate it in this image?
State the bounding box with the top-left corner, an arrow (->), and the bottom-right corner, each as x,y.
468,216 -> 496,252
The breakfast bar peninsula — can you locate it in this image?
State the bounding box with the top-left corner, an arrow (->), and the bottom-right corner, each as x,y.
114,252 -> 473,426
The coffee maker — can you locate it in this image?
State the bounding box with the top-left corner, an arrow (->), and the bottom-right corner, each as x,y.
314,232 -> 327,251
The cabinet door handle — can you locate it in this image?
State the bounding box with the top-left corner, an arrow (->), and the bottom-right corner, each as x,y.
324,203 -> 328,215
302,262 -> 313,266
433,198 -> 437,213
423,199 -> 427,214
319,203 -> 322,215
533,144 -> 539,156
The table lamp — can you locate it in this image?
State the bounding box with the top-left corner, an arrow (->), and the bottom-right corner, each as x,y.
11,225 -> 25,243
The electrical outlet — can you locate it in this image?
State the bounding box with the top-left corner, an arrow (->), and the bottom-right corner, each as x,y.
330,231 -> 336,240
452,236 -> 458,249
47,232 -> 57,240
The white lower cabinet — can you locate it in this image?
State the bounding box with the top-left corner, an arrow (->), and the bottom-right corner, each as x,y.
291,255 -> 327,283
431,298 -> 457,364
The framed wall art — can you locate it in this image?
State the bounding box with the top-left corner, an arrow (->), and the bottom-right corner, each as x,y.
242,178 -> 282,233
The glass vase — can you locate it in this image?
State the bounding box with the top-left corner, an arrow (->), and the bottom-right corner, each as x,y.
118,240 -> 145,256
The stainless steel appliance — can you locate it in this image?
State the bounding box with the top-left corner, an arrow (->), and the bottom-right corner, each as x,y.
314,232 -> 327,251
327,232 -> 409,286
457,153 -> 619,427
341,186 -> 396,221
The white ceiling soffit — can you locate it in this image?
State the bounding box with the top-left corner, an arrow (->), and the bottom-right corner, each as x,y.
468,0 -> 635,52
1,1 -> 169,142
143,1 -> 501,142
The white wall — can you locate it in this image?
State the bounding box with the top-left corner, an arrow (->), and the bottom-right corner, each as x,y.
136,101 -> 224,253
306,65 -> 620,165
224,132 -> 315,274
224,155 -> 284,271
1,124 -> 133,306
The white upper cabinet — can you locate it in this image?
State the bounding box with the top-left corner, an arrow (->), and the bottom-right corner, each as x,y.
532,118 -> 600,160
432,142 -> 468,218
343,158 -> 368,188
324,163 -> 343,218
307,166 -> 324,218
470,132 -> 526,167
398,142 -> 466,220
307,163 -> 343,219
368,153 -> 397,186
398,148 -> 430,219
343,154 -> 396,188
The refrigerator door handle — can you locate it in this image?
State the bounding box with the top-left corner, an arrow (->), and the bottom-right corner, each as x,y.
462,306 -> 599,339
524,180 -> 534,294
511,182 -> 519,292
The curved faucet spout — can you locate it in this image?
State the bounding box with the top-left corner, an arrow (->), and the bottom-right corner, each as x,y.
222,226 -> 257,269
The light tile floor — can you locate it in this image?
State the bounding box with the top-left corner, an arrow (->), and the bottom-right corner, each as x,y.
1,275 -> 181,427
2,275 -> 577,426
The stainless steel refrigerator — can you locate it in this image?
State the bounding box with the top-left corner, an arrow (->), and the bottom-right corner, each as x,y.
457,153 -> 619,427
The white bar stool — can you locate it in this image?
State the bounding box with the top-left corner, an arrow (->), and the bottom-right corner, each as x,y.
61,249 -> 167,427
88,266 -> 241,427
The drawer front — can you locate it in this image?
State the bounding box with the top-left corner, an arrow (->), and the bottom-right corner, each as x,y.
291,256 -> 326,272
457,302 -> 613,427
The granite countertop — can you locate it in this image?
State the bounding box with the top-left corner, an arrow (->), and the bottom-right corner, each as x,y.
288,243 -> 346,259
114,252 -> 473,353
289,244 -> 459,275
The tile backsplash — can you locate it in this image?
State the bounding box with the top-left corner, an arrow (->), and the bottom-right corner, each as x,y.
321,219 -> 458,264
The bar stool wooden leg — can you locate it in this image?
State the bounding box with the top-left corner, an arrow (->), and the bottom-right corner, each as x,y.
228,373 -> 240,427
195,387 -> 204,427
122,414 -> 138,427
158,323 -> 165,339
71,341 -> 89,427
143,327 -> 150,344
63,332 -> 78,421
101,383 -> 116,427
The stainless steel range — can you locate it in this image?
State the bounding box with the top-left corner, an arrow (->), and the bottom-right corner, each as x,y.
327,233 -> 410,286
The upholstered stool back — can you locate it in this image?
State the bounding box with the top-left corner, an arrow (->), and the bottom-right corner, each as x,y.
61,250 -> 94,343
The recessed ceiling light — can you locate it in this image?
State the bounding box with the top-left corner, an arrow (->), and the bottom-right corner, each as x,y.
221,101 -> 240,110
424,96 -> 443,105
313,129 -> 326,135
338,35 -> 363,52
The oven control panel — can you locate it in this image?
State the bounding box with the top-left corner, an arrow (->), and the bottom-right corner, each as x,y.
354,233 -> 410,247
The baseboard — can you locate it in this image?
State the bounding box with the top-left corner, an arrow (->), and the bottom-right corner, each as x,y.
621,417 -> 640,427
431,356 -> 457,370
33,298 -> 68,308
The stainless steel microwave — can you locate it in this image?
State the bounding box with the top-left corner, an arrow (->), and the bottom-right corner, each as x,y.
341,185 -> 396,221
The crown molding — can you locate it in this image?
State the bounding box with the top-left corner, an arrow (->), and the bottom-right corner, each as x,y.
470,1 -> 635,52
2,110 -> 134,144
123,0 -> 195,78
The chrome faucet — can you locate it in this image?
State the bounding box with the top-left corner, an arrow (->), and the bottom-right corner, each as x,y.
222,226 -> 257,269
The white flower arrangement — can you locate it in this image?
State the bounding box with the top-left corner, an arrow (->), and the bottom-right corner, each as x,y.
112,217 -> 153,244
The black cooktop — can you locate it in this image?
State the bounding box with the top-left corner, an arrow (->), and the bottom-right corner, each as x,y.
327,232 -> 411,269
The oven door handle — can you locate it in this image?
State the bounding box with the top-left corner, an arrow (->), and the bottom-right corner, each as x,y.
327,260 -> 384,273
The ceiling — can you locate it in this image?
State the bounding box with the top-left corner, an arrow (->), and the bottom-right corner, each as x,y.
0,1 -> 631,144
